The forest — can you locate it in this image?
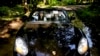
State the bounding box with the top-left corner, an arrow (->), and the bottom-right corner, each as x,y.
0,0 -> 100,56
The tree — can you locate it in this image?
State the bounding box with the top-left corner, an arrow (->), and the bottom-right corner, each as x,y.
43,0 -> 46,4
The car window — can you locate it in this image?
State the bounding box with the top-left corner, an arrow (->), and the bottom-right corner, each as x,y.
31,10 -> 67,22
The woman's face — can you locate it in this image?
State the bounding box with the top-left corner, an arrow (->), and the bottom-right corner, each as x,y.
39,12 -> 44,20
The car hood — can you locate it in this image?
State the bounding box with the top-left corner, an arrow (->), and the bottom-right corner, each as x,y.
24,21 -> 70,30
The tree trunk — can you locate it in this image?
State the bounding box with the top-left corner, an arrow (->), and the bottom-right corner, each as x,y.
43,0 -> 46,4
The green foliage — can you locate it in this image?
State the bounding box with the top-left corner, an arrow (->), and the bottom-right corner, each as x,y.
76,7 -> 99,23
76,6 -> 100,31
46,0 -> 76,6
0,5 -> 24,17
47,0 -> 59,6
0,6 -> 10,16
11,6 -> 24,16
62,0 -> 75,5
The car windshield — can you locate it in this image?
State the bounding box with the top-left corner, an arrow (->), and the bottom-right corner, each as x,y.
31,9 -> 70,24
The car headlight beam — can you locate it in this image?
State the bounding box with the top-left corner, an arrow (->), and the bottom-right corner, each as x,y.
15,37 -> 28,55
78,37 -> 88,55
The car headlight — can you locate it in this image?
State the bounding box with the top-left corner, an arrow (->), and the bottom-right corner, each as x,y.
78,37 -> 88,55
14,37 -> 28,55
